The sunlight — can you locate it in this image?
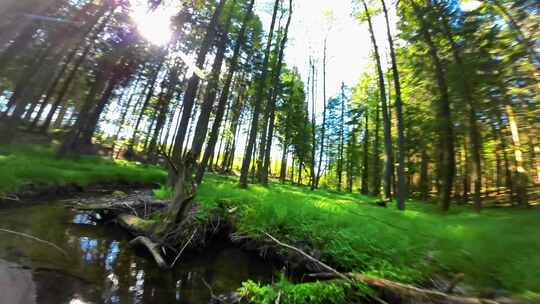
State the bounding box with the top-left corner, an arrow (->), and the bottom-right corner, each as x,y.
460,0 -> 482,12
129,0 -> 176,46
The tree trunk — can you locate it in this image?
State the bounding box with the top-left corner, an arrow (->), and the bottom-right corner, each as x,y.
189,6 -> 234,165
420,148 -> 429,201
239,0 -> 280,188
261,0 -> 293,186
197,0 -> 255,183
412,2 -> 455,211
438,5 -> 482,211
371,104 -> 381,195
381,0 -> 406,210
280,141 -> 289,183
362,0 -> 393,201
315,38 -> 328,189
505,105 -> 529,206
127,59 -> 164,153
170,0 -> 227,165
361,112 -> 369,194
337,82 -> 345,191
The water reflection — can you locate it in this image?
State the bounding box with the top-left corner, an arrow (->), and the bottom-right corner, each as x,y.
0,202 -> 276,303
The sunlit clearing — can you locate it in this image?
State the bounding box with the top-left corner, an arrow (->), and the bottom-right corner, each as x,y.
129,0 -> 176,46
460,0 -> 482,12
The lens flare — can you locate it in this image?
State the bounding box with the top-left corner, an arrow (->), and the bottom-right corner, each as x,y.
129,0 -> 175,46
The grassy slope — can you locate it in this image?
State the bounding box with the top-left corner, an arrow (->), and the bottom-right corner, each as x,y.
183,174 -> 540,300
0,145 -> 166,196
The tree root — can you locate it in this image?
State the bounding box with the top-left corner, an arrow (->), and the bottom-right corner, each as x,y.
128,236 -> 168,269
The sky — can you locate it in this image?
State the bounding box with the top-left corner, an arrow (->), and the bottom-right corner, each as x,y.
253,0 -> 400,114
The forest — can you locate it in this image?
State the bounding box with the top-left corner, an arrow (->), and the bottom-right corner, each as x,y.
0,0 -> 538,303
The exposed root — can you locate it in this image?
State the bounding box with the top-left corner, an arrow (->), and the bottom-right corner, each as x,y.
128,236 -> 168,269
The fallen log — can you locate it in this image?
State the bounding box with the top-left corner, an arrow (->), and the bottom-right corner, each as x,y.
346,273 -> 507,304
129,236 -> 168,269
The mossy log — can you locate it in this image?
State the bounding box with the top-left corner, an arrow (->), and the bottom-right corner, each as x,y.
116,213 -> 157,236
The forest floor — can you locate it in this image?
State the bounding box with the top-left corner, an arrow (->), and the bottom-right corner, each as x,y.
1,144 -> 539,302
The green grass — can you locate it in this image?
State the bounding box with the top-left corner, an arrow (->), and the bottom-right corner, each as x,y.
157,174 -> 540,300
0,144 -> 166,196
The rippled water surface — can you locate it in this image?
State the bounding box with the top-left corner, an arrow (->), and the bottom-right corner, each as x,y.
0,201 -> 275,304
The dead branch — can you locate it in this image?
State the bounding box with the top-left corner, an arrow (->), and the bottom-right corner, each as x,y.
158,145 -> 178,175
263,232 -> 351,282
169,229 -> 197,269
0,228 -> 68,257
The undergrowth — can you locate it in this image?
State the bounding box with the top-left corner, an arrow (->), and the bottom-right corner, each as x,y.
0,144 -> 166,196
156,174 -> 540,300
238,275 -> 356,304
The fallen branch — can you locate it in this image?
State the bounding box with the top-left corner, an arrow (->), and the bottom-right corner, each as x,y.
264,232 -> 351,282
129,236 -> 168,269
0,228 -> 68,257
169,229 -> 197,269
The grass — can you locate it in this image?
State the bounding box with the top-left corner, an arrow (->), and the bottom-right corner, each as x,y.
0,144 -> 166,196
157,174 -> 540,300
3,144 -> 538,300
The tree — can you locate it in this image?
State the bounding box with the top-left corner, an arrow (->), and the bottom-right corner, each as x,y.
239,0 -> 280,188
359,0 -> 394,201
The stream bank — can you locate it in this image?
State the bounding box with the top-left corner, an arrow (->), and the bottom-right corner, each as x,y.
0,195 -> 277,304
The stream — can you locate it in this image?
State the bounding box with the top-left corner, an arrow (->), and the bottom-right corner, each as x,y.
0,199 -> 276,304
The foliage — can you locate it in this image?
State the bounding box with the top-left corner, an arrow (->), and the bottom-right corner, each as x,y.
239,275 -> 351,304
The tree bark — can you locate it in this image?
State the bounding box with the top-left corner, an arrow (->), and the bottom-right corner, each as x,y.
170,0 -> 227,165
381,0 -> 406,210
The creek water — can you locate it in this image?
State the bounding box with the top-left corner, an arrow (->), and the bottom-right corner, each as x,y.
0,201 -> 276,304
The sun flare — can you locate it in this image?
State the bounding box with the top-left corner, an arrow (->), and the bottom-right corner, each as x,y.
129,0 -> 176,46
